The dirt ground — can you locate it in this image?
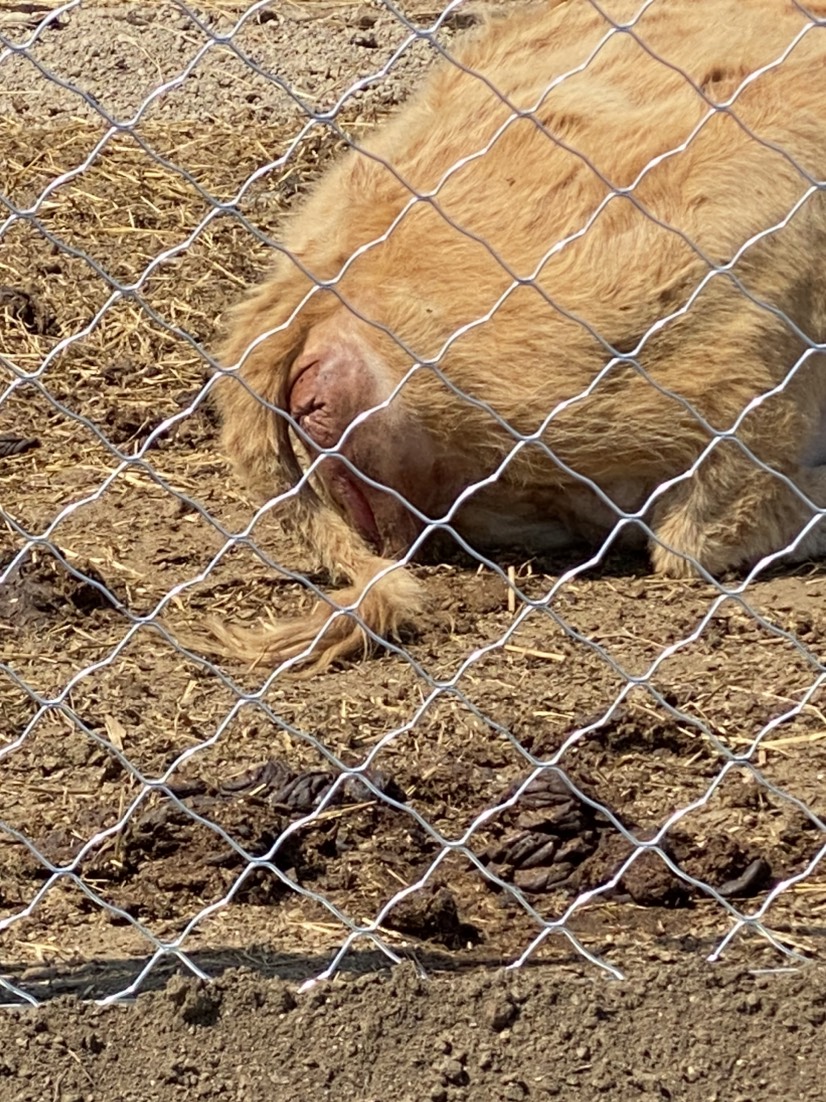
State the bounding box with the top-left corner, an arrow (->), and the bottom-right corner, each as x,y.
2,0 -> 826,1096
3,960 -> 826,1102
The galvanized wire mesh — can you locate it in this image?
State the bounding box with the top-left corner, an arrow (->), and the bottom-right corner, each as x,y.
1,0 -> 826,1006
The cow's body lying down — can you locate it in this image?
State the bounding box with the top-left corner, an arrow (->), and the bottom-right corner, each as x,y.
211,0 -> 826,669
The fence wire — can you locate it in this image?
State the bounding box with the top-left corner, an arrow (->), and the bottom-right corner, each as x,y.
1,0 -> 826,1006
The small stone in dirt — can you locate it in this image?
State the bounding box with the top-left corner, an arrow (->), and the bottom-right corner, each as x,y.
485,994 -> 518,1032
504,1081 -> 529,1100
438,1056 -> 469,1086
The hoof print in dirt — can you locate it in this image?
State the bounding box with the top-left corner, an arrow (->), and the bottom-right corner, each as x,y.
0,286 -> 55,335
480,771 -> 603,894
384,885 -> 481,949
0,434 -> 40,459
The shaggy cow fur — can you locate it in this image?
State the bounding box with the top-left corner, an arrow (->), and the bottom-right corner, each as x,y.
210,0 -> 826,669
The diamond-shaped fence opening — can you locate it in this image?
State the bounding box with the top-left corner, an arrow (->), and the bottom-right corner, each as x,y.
1,0 -> 826,1007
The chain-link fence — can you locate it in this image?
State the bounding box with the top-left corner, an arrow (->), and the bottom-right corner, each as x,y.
2,0 -> 826,1008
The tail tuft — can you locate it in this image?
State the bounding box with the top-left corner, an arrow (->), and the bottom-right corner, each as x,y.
200,563 -> 424,674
